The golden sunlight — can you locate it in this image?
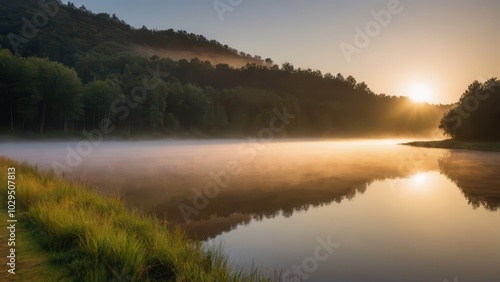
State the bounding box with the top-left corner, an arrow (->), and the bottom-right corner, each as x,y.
408,84 -> 433,103
406,172 -> 432,193
410,173 -> 428,184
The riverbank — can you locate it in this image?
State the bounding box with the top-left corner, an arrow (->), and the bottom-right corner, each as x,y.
402,139 -> 500,152
0,157 -> 271,281
0,202 -> 69,281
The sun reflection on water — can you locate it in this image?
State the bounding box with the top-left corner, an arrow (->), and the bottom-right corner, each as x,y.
407,172 -> 431,192
410,173 -> 428,184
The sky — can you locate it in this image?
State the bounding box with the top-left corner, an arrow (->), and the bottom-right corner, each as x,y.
64,0 -> 500,104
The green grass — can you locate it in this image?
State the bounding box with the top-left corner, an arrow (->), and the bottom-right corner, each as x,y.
401,139 -> 500,152
0,202 -> 71,281
0,157 -> 274,281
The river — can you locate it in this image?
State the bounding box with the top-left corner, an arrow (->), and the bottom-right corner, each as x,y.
1,139 -> 499,281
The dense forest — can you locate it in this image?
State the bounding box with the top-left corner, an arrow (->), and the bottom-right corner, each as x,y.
439,78 -> 500,141
0,0 -> 451,138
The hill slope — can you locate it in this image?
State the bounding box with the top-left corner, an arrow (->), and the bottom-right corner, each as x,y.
0,0 -> 264,67
0,0 -> 451,138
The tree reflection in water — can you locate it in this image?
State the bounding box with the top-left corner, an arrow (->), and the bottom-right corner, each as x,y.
439,151 -> 500,211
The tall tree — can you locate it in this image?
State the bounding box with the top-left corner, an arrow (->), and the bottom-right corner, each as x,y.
144,80 -> 168,132
30,57 -> 83,133
83,78 -> 122,130
0,50 -> 39,131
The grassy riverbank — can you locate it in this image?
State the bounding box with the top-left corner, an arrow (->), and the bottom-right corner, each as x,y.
0,202 -> 70,281
402,139 -> 500,152
0,157 -> 270,281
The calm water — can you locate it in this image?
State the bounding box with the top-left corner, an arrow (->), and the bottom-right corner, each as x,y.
1,139 -> 500,281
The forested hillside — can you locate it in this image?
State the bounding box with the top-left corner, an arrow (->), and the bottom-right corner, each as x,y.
0,0 -> 265,67
0,0 -> 450,138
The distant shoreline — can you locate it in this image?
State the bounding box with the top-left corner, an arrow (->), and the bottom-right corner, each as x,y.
402,139 -> 500,152
0,130 -> 436,142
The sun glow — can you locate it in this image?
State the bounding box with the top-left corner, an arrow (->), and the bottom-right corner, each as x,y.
408,84 -> 433,103
407,172 -> 431,192
410,173 -> 428,185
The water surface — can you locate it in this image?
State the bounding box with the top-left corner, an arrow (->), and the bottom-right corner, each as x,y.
1,139 -> 499,281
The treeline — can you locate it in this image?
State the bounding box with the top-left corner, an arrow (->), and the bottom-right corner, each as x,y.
0,0 -> 264,67
0,49 -> 82,133
0,49 -> 296,136
0,0 -> 451,138
0,48 -> 449,137
439,78 -> 500,140
146,58 -> 451,136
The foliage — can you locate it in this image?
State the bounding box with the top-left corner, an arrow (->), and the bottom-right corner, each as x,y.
0,0 -> 263,67
83,79 -> 122,129
0,0 -> 452,137
439,78 -> 500,140
0,50 -> 83,133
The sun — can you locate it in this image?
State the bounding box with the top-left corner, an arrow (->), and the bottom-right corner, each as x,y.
408,84 -> 433,103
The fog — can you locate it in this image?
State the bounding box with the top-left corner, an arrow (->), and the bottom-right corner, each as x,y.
131,44 -> 264,68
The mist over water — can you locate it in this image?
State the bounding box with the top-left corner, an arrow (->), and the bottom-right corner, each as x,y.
1,139 -> 499,281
